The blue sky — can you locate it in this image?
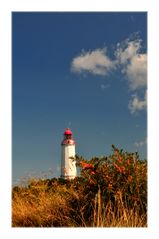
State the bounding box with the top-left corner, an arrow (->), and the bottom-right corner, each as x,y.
12,12 -> 147,184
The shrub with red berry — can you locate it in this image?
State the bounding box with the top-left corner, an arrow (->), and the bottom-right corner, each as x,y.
74,145 -> 147,215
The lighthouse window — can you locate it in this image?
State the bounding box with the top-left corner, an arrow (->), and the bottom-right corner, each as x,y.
65,135 -> 70,140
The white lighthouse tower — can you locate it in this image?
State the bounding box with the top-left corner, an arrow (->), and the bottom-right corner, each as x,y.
61,128 -> 77,179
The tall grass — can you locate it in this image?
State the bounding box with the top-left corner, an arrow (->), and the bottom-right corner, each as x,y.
92,186 -> 146,227
12,179 -> 81,227
12,146 -> 147,227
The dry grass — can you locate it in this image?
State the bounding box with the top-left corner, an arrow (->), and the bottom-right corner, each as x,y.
12,178 -> 147,227
12,147 -> 147,227
12,179 -> 81,227
92,187 -> 146,227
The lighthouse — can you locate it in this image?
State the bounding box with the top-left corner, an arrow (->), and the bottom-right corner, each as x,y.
61,128 -> 77,179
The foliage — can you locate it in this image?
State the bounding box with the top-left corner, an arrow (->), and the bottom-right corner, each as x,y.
12,146 -> 147,227
74,145 -> 147,226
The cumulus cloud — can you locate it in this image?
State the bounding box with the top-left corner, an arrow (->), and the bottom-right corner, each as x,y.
134,138 -> 147,147
115,38 -> 147,90
71,37 -> 147,91
125,54 -> 147,90
71,35 -> 147,115
115,39 -> 141,64
128,91 -> 147,114
71,48 -> 115,76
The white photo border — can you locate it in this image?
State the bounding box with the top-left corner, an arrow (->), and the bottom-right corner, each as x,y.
0,0 -> 159,238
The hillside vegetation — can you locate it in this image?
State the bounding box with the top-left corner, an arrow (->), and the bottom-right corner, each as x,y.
12,145 -> 147,227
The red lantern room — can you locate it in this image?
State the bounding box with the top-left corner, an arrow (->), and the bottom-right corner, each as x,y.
64,128 -> 72,135
61,128 -> 76,145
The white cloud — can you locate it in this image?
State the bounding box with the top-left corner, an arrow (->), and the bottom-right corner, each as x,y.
115,39 -> 141,64
134,138 -> 147,147
115,38 -> 147,90
125,54 -> 147,90
128,91 -> 147,114
71,37 -> 147,91
71,36 -> 147,115
100,84 -> 110,90
71,48 -> 115,76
